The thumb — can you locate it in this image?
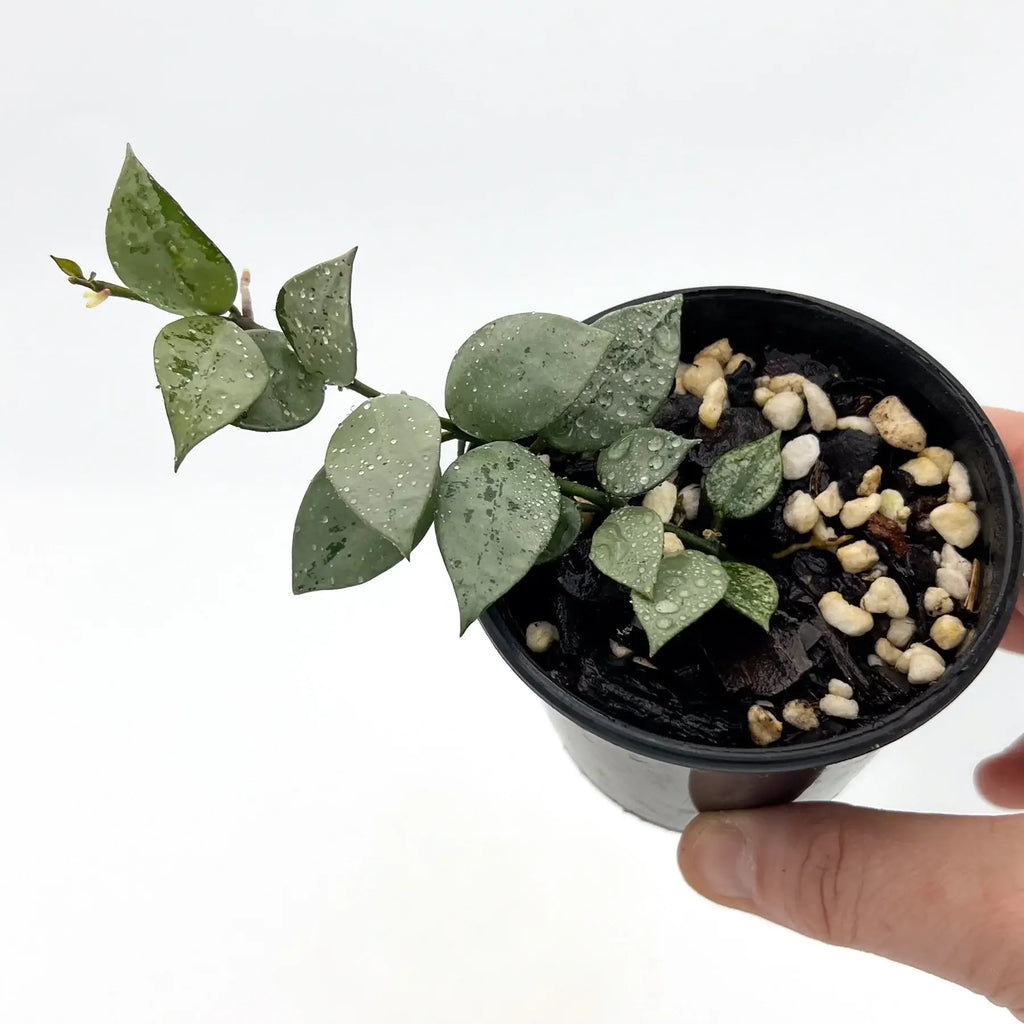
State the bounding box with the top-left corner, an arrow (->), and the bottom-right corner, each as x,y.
678,804 -> 1024,1016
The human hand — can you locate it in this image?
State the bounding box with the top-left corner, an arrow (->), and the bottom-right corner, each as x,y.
677,407 -> 1024,1019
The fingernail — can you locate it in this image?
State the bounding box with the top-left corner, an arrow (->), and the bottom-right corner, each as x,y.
683,818 -> 756,902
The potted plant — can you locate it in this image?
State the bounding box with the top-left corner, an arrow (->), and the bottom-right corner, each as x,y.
55,147 -> 1024,830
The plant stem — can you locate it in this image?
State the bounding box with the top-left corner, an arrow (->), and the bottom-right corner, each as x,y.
347,379 -> 478,441
663,522 -> 724,557
227,305 -> 265,331
555,479 -> 624,511
772,533 -> 853,560
67,275 -> 145,302
348,379 -> 382,399
528,436 -> 547,454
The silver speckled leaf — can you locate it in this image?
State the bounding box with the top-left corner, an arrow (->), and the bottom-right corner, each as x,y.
596,427 -> 699,498
276,248 -> 358,386
631,551 -> 729,655
234,330 -> 325,432
324,394 -> 441,558
704,431 -> 783,521
291,468 -> 433,594
589,506 -> 663,597
153,316 -> 270,470
542,295 -> 682,453
436,441 -> 560,633
722,561 -> 779,632
537,496 -> 582,564
444,313 -> 613,441
106,146 -> 237,315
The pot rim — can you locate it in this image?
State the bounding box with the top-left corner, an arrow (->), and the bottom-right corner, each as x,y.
478,285 -> 1024,772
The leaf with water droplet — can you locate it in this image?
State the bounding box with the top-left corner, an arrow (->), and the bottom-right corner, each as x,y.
537,496 -> 582,563
596,427 -> 699,498
722,561 -> 779,632
105,145 -> 237,315
444,313 -> 613,441
631,551 -> 729,654
291,468 -> 433,594
51,255 -> 83,278
324,394 -> 441,558
542,295 -> 682,452
233,330 -> 325,432
153,315 -> 269,469
589,506 -> 663,597
276,248 -> 357,386
704,431 -> 782,520
436,441 -> 560,633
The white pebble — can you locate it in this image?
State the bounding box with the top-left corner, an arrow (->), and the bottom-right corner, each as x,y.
781,434 -> 820,479
866,654 -> 885,667
869,395 -> 927,452
828,678 -> 854,698
783,700 -> 820,731
536,453 -> 551,468
930,614 -> 966,651
662,532 -> 685,557
836,540 -> 880,573
812,519 -> 837,543
814,481 -> 844,518
947,461 -> 972,503
643,481 -> 678,524
839,493 -> 883,529
802,380 -> 838,432
877,489 -> 907,523
930,502 -> 980,549
698,376 -> 728,429
820,694 -> 859,720
924,586 -> 954,616
763,391 -> 805,431
935,566 -> 969,602
901,456 -> 945,487
696,338 -> 733,366
609,639 -> 633,658
768,373 -> 806,393
724,352 -> 753,375
753,386 -> 773,407
680,356 -> 725,397
875,637 -> 903,666
836,416 -> 877,434
887,617 -> 917,649
922,447 -> 954,479
783,491 -> 820,534
940,543 -> 973,583
526,621 -> 559,653
819,591 -> 874,636
678,484 -> 701,522
860,576 -> 910,618
748,705 -> 783,746
857,465 -> 883,496
905,645 -> 946,685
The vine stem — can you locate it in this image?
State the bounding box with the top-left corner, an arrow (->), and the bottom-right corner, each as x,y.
555,479 -> 624,511
663,522 -> 725,557
66,275 -> 145,302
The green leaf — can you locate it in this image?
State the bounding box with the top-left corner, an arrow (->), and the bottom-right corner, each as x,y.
596,427 -> 699,499
444,313 -> 613,441
153,316 -> 270,469
631,551 -> 729,655
233,329 -> 325,432
105,145 -> 237,315
704,431 -> 783,521
324,394 -> 442,558
537,496 -> 582,563
275,248 -> 357,387
589,506 -> 663,597
292,468 -> 433,594
542,295 -> 682,452
436,441 -> 560,633
51,256 -> 83,278
722,562 -> 779,631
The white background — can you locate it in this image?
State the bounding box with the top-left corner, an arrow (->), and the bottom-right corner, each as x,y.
3,1 -> 1023,1021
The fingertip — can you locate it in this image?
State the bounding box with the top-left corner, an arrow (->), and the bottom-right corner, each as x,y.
975,737 -> 1024,808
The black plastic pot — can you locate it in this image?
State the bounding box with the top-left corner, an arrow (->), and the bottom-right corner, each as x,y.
480,287 -> 1024,831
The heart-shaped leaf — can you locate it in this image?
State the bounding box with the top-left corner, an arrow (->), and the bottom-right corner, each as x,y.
596,427 -> 699,498
153,316 -> 270,469
444,313 -> 613,441
436,441 -> 560,633
276,248 -> 357,386
106,145 -> 237,315
537,496 -> 582,563
722,561 -> 779,631
631,551 -> 729,655
234,329 -> 325,432
51,255 -> 83,278
704,431 -> 782,521
292,468 -> 433,594
589,506 -> 663,597
324,394 -> 441,558
542,295 -> 682,452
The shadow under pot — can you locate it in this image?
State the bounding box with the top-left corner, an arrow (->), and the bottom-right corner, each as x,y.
479,286 -> 1024,831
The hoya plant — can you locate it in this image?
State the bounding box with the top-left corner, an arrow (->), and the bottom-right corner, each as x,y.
53,146 -> 784,656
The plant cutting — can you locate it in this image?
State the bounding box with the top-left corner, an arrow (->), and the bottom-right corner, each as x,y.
55,147 -> 1024,828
